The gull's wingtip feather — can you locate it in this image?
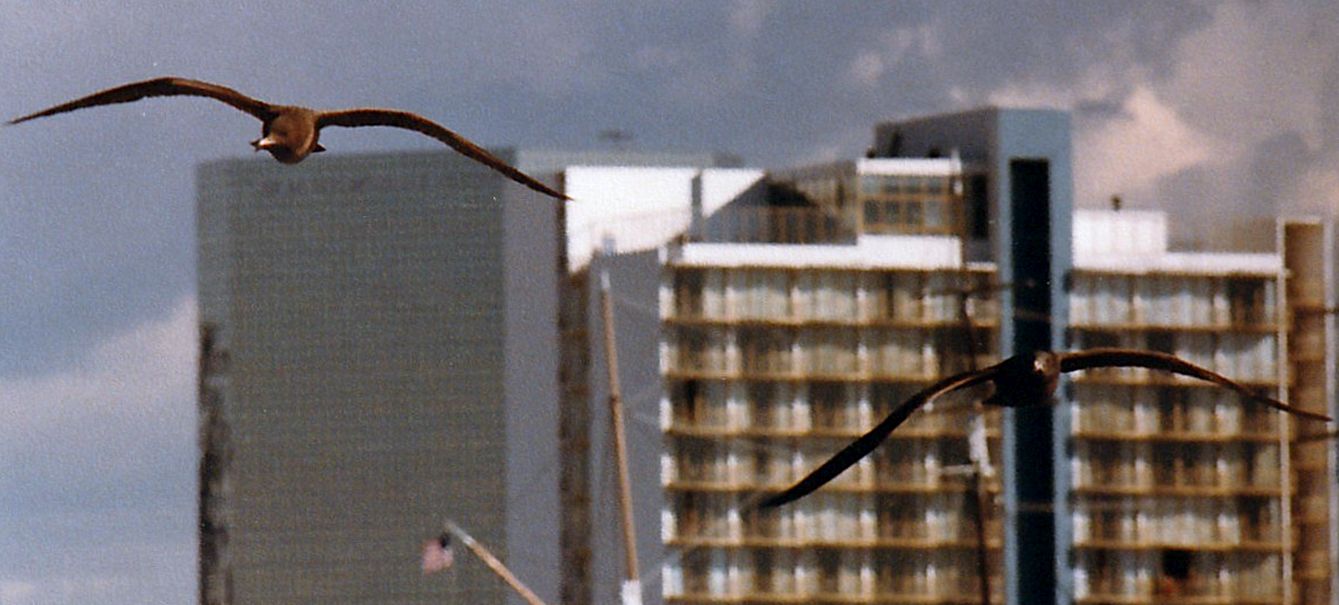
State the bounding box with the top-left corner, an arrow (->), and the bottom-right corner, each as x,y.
757,488 -> 799,509
1295,408 -> 1333,422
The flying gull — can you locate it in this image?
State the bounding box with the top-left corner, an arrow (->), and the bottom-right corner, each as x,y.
8,76 -> 567,200
760,348 -> 1332,508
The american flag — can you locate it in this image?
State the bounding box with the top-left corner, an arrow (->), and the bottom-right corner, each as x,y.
421,532 -> 454,574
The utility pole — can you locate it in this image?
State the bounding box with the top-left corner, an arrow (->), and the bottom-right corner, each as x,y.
948,155 -> 995,605
443,519 -> 550,605
954,275 -> 996,605
599,268 -> 644,605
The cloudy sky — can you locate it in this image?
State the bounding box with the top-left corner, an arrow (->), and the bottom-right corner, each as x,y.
3,2 -> 1338,603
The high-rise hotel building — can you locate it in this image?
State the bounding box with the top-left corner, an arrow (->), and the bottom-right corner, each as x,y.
659,155 -> 1006,604
656,109 -> 1339,605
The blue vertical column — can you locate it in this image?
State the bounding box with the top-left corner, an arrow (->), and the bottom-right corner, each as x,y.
869,108 -> 1074,605
994,111 -> 1073,605
1005,159 -> 1059,604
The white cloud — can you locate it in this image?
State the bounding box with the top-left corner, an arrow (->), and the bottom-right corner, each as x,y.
847,50 -> 887,88
0,530 -> 195,605
1,295 -> 195,448
728,0 -> 770,38
1158,1 -> 1331,152
0,297 -> 196,605
982,82 -> 1071,110
1074,85 -> 1220,207
970,57 -> 1225,209
982,58 -> 1132,110
847,23 -> 943,88
1285,159 -> 1339,217
0,581 -> 37,605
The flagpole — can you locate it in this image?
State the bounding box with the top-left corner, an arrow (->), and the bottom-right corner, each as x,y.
599,268 -> 644,605
443,519 -> 550,605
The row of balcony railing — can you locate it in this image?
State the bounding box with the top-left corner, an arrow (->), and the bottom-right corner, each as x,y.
666,270 -> 999,325
663,438 -> 996,490
663,547 -> 999,601
1070,330 -> 1279,383
666,271 -> 1279,329
662,383 -> 999,436
666,331 -> 988,380
1071,551 -> 1280,602
1072,440 -> 1282,492
665,340 -> 1278,385
664,492 -> 997,545
1074,550 -> 1282,603
1070,384 -> 1281,437
1072,496 -> 1282,548
1070,274 -> 1278,328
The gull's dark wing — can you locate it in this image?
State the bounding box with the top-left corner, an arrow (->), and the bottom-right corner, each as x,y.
316,108 -> 568,200
1296,429 -> 1339,444
1060,348 -> 1331,422
8,77 -> 276,125
1296,430 -> 1339,444
759,366 -> 998,508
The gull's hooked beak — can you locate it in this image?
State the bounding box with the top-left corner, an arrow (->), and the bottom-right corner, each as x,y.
250,136 -> 279,152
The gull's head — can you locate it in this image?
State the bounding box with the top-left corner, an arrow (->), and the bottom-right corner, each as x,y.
986,350 -> 1062,408
1032,351 -> 1060,378
251,113 -> 316,164
250,133 -> 300,164
250,135 -> 280,152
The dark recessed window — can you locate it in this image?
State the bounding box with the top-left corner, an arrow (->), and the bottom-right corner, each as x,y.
969,174 -> 989,240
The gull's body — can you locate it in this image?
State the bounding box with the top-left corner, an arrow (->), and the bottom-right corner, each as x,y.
8,76 -> 567,200
760,348 -> 1331,508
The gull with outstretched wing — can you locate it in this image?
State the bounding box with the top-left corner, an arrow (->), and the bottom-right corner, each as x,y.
760,348 -> 1331,508
8,76 -> 567,200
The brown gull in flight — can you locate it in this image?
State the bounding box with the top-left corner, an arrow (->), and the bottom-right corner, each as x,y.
760,348 -> 1331,508
8,76 -> 567,200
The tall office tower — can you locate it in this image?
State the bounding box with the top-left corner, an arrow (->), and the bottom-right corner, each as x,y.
196,150 -> 564,605
196,147 -> 740,605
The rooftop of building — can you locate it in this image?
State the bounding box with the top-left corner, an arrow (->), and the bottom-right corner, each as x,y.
663,207 -> 1282,277
1074,208 -> 1280,276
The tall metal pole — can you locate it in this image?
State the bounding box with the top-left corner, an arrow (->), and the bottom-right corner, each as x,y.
955,276 -> 995,605
951,155 -> 994,605
444,519 -> 550,605
600,269 -> 643,605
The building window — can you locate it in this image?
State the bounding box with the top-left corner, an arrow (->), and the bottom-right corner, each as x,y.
968,174 -> 989,240
923,199 -> 943,228
906,200 -> 922,226
864,200 -> 881,227
886,201 -> 903,225
861,175 -> 884,196
1227,278 -> 1268,326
